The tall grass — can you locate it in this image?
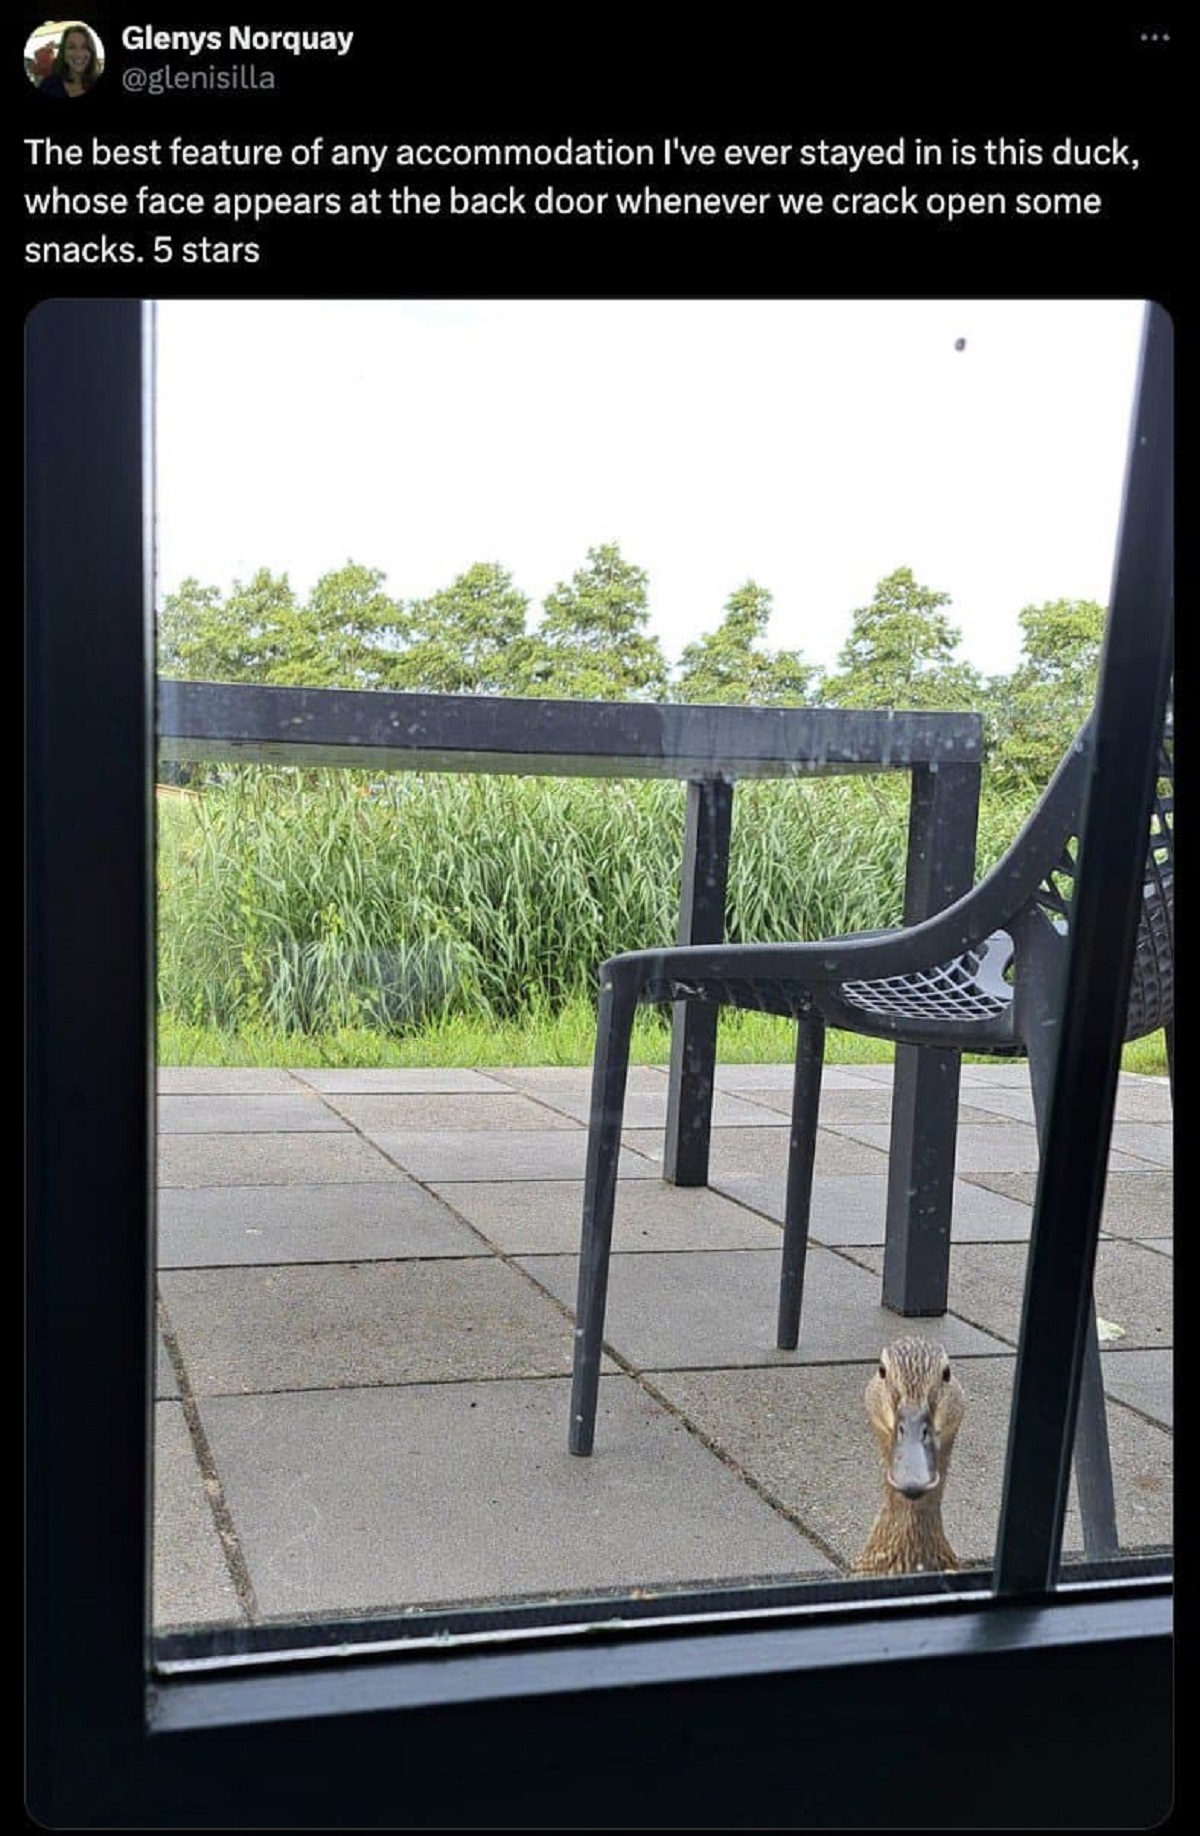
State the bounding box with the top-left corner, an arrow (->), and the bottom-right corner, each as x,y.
157,767 -> 1023,1047
156,764 -> 1169,1074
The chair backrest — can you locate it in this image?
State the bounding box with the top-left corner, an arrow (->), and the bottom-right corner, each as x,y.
1123,725 -> 1174,1042
1007,713 -> 1174,1046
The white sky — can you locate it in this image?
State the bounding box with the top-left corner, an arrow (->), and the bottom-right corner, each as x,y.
154,297 -> 1147,679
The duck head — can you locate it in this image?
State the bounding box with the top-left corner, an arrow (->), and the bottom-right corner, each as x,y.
865,1336 -> 966,1499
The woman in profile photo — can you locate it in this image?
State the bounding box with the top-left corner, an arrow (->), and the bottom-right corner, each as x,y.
36,23 -> 103,96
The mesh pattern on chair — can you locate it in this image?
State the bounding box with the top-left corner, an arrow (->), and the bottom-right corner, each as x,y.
1035,839 -> 1081,927
841,947 -> 1012,1024
1124,747 -> 1174,1041
652,976 -> 815,1019
1125,884 -> 1173,1040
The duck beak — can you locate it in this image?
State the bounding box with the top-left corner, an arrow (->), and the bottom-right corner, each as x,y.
887,1405 -> 940,1497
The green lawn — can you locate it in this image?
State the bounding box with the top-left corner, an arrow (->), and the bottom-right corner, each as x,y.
157,1001 -> 1170,1077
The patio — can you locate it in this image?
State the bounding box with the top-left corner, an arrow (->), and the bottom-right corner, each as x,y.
152,1057 -> 1173,1637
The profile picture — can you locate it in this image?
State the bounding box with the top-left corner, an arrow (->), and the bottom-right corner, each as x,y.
25,20 -> 105,96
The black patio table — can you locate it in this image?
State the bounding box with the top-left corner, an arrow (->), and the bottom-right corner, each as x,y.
157,679 -> 984,1316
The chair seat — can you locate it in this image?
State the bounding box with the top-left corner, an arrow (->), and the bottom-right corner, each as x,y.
841,930 -> 1014,1028
643,932 -> 1021,1047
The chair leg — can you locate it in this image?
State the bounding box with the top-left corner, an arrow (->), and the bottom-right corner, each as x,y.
1075,1307 -> 1120,1559
777,1015 -> 825,1350
569,973 -> 637,1455
1026,1038 -> 1120,1558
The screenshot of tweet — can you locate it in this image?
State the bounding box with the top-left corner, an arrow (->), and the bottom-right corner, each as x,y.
24,10 -> 1179,1689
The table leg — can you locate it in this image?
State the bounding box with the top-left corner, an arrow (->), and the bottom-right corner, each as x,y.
883,760 -> 982,1314
664,776 -> 733,1187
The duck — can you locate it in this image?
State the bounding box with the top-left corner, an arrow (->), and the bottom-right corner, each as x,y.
852,1336 -> 966,1576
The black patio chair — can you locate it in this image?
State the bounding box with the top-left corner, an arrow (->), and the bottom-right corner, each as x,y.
568,712 -> 1173,1558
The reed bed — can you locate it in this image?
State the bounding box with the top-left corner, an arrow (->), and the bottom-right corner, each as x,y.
157,767 -> 1022,1042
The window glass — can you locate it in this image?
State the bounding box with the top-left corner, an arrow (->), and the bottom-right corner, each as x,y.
151,299 -> 1170,1658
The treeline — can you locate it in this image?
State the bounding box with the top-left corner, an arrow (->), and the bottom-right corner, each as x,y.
159,545 -> 1107,788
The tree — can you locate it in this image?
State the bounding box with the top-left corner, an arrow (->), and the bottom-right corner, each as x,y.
393,562 -> 531,694
673,581 -> 818,705
271,563 -> 407,689
822,566 -> 982,710
520,542 -> 668,701
988,598 -> 1106,785
158,576 -> 226,679
157,569 -> 299,682
1014,597 -> 1106,694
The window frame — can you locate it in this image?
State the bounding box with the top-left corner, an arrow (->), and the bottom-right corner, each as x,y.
25,298 -> 1173,1827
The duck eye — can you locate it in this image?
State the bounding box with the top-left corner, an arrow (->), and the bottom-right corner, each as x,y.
942,1364 -> 951,1382
878,1362 -> 887,1379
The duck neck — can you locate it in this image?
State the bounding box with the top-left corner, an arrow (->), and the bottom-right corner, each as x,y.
856,1484 -> 958,1576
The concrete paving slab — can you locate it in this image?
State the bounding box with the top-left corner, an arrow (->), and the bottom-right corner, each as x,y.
1091,1242 -> 1175,1355
742,1086 -> 1017,1128
957,1063 -> 1037,1087
624,1125 -> 890,1181
157,1328 -> 179,1398
709,1062 -> 797,1091
1112,1080 -> 1175,1121
956,1100 -> 1036,1127
712,1064 -> 889,1092
157,1093 -> 348,1134
949,1083 -> 1038,1123
835,1119 -> 1158,1177
962,1168 -> 1173,1239
728,1085 -> 877,1118
157,1182 -> 488,1268
952,1068 -> 1169,1115
487,1064 -> 667,1097
851,1238 -> 1173,1354
1107,1121 -> 1174,1166
154,1401 -> 244,1631
519,1087 -> 790,1129
935,1180 -> 1037,1243
321,1091 -> 581,1132
1100,1348 -> 1174,1427
160,1258 -> 586,1394
830,1120 -> 1047,1171
360,1128 -> 660,1183
1061,1392 -> 1173,1555
158,1066 -> 301,1094
650,1350 -> 1172,1566
710,1172 -> 1035,1246
964,1067 -> 1171,1126
430,1179 -> 783,1256
519,1245 -> 1007,1371
195,1376 -> 832,1623
158,1131 -> 407,1188
293,1067 -> 511,1093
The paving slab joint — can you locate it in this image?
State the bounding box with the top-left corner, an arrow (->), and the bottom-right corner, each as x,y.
157,1291 -> 261,1624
